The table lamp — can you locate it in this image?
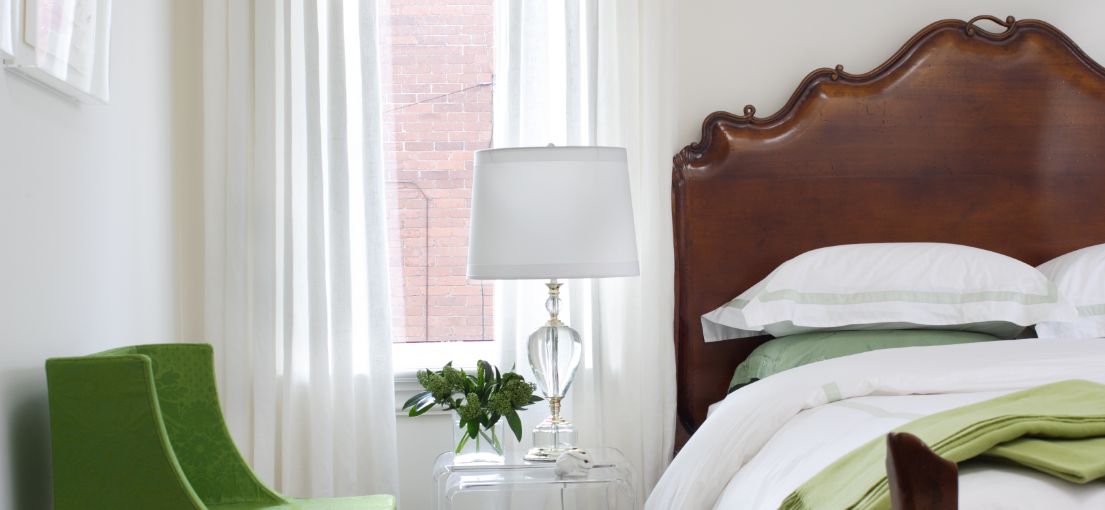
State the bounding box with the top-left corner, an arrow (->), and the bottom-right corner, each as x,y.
467,146 -> 639,461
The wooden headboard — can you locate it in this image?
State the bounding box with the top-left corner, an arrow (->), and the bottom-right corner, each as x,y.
672,16 -> 1105,438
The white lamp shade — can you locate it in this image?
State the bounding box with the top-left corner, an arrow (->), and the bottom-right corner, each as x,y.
467,146 -> 640,280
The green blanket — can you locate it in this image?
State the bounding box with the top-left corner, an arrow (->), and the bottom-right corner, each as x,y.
780,379 -> 1105,510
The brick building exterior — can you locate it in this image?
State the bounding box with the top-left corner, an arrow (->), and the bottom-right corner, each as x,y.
383,0 -> 495,343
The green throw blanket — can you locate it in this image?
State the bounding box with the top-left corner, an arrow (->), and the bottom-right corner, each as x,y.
781,379 -> 1105,510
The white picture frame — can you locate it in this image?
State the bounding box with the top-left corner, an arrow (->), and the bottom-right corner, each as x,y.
0,0 -> 14,60
2,0 -> 112,104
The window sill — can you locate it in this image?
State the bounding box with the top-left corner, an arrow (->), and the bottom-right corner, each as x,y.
392,340 -> 498,374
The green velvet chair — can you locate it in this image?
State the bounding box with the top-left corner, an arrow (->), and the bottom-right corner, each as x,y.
45,343 -> 396,510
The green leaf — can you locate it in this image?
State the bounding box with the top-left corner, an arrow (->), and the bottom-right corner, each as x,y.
409,400 -> 435,417
467,420 -> 479,440
455,432 -> 469,454
402,391 -> 433,410
506,411 -> 523,441
407,393 -> 437,414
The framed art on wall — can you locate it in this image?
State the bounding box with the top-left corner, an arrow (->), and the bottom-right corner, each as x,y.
0,0 -> 14,60
2,0 -> 112,104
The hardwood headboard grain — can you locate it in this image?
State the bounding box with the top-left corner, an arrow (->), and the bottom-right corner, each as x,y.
672,16 -> 1105,439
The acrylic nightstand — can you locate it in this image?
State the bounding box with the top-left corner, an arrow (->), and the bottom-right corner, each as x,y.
431,447 -> 637,510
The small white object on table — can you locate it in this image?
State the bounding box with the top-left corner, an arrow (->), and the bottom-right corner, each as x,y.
554,449 -> 595,477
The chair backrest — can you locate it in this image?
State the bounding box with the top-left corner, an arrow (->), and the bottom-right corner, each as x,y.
46,352 -> 205,510
45,344 -> 284,510
129,344 -> 283,506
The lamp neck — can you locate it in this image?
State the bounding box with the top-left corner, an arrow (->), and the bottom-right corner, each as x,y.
545,278 -> 563,325
548,396 -> 563,423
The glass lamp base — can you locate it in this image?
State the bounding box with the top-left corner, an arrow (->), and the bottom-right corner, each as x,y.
525,447 -> 579,462
524,416 -> 578,462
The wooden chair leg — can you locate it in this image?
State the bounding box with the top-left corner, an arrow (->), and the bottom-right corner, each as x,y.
886,432 -> 958,510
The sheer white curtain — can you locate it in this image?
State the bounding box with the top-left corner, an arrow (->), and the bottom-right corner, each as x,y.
203,0 -> 398,498
494,0 -> 678,502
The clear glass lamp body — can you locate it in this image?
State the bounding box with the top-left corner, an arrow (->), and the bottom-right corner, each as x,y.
525,279 -> 582,460
527,324 -> 582,402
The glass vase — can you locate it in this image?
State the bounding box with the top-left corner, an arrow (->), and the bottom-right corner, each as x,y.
453,416 -> 506,463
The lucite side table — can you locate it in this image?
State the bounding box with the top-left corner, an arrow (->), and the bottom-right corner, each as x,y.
431,447 -> 637,510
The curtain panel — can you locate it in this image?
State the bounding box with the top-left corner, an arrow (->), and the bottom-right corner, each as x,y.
493,0 -> 679,503
203,0 -> 398,498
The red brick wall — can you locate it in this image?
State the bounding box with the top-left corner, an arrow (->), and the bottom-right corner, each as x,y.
383,0 -> 494,343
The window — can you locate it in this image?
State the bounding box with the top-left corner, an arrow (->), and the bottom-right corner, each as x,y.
383,0 -> 496,371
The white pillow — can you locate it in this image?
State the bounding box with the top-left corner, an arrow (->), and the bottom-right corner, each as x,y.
1035,243 -> 1105,339
701,243 -> 1078,342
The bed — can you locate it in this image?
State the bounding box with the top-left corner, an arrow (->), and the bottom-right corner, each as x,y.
652,15 -> 1105,509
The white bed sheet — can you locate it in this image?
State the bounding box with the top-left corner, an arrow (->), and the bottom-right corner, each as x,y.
714,392 -> 1105,509
646,338 -> 1105,509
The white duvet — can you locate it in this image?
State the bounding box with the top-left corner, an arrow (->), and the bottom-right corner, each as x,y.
646,338 -> 1105,509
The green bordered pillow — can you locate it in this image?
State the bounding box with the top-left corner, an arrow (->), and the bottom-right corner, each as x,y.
702,243 -> 1077,342
728,330 -> 1001,392
1035,243 -> 1105,339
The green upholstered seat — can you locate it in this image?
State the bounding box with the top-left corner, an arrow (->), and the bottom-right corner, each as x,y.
45,343 -> 395,510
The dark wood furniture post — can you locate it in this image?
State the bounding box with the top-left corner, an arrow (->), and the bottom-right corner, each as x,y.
886,432 -> 958,510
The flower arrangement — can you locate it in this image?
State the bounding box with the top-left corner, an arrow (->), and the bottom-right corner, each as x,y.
402,360 -> 543,455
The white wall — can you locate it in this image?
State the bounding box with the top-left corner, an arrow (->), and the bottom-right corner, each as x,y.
397,408 -> 457,510
0,0 -> 203,507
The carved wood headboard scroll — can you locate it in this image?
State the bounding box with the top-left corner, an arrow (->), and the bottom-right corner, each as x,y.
672,16 -> 1105,438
